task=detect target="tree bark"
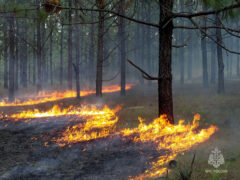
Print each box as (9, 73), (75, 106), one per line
(179, 0), (185, 85)
(33, 28), (36, 85)
(50, 30), (53, 86)
(37, 15), (42, 91)
(210, 41), (216, 84)
(201, 34), (209, 88)
(158, 0), (174, 124)
(216, 15), (225, 94)
(179, 29), (185, 85)
(60, 25), (63, 85)
(118, 0), (126, 96)
(96, 0), (105, 97)
(68, 0), (73, 90)
(3, 20), (8, 89)
(74, 5), (81, 99)
(15, 20), (19, 90)
(89, 12), (95, 82)
(187, 34), (193, 80)
(8, 17), (15, 102)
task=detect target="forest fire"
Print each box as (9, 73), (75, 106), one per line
(41, 107), (216, 179)
(121, 114), (218, 179)
(6, 105), (120, 121)
(0, 84), (134, 107)
(55, 106), (120, 147)
(1, 103), (218, 179)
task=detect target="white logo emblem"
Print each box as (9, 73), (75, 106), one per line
(208, 147), (225, 168)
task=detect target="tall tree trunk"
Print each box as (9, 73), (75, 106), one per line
(3, 21), (8, 89)
(33, 29), (36, 85)
(89, 12), (95, 82)
(210, 41), (216, 84)
(22, 23), (28, 88)
(96, 0), (105, 97)
(118, 0), (126, 96)
(50, 30), (53, 85)
(74, 5), (81, 99)
(146, 2), (152, 85)
(15, 20), (19, 90)
(37, 15), (42, 91)
(216, 15), (225, 94)
(134, 11), (141, 81)
(159, 0), (174, 124)
(179, 0), (185, 85)
(68, 0), (73, 90)
(8, 17), (15, 102)
(201, 35), (209, 88)
(179, 29), (185, 85)
(60, 25), (63, 85)
(187, 34), (193, 80)
(28, 59), (31, 84)
(41, 25), (47, 84)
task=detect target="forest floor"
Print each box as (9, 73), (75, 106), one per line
(0, 80), (240, 180)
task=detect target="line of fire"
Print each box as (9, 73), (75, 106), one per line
(0, 1), (239, 180)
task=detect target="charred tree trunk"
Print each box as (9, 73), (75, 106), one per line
(96, 0), (105, 97)
(158, 0), (174, 124)
(8, 17), (15, 102)
(68, 0), (73, 90)
(118, 0), (126, 96)
(216, 15), (225, 94)
(60, 25), (63, 85)
(3, 21), (8, 89)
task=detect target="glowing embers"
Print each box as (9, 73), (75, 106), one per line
(0, 84), (134, 107)
(122, 114), (218, 179)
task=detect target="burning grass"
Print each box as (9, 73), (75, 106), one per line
(1, 102), (218, 179)
(0, 84), (134, 107)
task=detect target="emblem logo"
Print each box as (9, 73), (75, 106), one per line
(208, 147), (225, 168)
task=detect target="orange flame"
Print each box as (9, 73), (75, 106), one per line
(0, 84), (134, 107)
(56, 106), (120, 147)
(4, 104), (218, 179)
(122, 114), (218, 179)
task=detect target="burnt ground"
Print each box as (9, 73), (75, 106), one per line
(0, 116), (166, 180)
(1, 81), (240, 180)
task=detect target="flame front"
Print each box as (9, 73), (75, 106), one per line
(4, 104), (218, 179)
(0, 84), (134, 107)
(56, 106), (120, 147)
(121, 114), (218, 179)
